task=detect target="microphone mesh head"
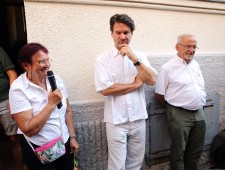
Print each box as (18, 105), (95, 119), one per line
(47, 70), (54, 77)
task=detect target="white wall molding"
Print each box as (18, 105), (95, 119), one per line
(25, 0), (225, 15)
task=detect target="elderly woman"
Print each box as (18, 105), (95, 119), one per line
(9, 43), (79, 170)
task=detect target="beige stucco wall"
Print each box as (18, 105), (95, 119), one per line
(24, 0), (225, 105)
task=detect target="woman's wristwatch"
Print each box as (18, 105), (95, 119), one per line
(69, 135), (76, 139)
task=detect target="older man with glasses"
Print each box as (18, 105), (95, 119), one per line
(155, 34), (206, 170)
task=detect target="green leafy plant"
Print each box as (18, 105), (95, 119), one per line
(74, 154), (79, 170)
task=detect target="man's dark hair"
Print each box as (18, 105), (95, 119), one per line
(110, 14), (135, 33)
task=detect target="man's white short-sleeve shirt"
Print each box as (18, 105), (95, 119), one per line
(95, 46), (156, 124)
(155, 56), (206, 110)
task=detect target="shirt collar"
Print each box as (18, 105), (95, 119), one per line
(21, 72), (30, 89)
(22, 72), (49, 91)
(112, 46), (119, 57)
(175, 55), (194, 65)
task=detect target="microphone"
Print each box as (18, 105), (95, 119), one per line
(47, 70), (63, 109)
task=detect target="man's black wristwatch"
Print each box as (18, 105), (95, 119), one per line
(133, 58), (142, 66)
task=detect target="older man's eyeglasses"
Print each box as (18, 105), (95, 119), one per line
(38, 59), (52, 66)
(179, 43), (199, 50)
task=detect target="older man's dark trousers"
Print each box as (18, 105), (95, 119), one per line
(166, 104), (206, 170)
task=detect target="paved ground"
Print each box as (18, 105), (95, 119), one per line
(200, 163), (225, 170)
(1, 140), (225, 170)
(142, 160), (225, 170)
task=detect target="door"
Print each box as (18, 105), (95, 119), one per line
(0, 0), (27, 75)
